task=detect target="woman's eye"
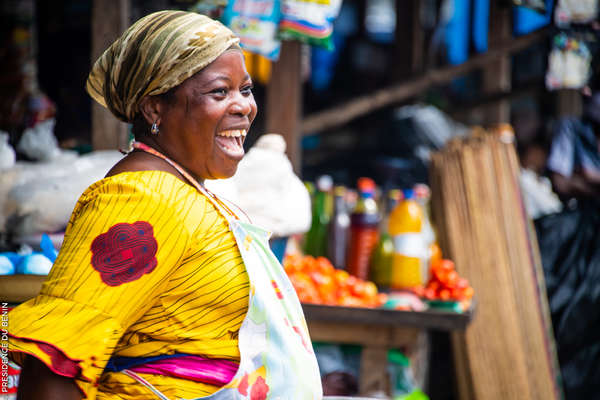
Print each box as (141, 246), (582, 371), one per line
(241, 85), (254, 95)
(211, 88), (227, 95)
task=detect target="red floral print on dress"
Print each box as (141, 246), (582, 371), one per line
(238, 374), (249, 395)
(90, 221), (158, 286)
(250, 376), (269, 400)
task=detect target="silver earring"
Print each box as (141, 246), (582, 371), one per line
(151, 122), (159, 135)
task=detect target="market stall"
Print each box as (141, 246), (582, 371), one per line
(2, 0), (600, 399)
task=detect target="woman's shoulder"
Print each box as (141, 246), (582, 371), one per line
(78, 169), (212, 218)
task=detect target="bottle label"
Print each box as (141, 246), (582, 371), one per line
(392, 233), (427, 258)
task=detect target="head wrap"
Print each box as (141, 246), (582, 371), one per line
(86, 10), (240, 122)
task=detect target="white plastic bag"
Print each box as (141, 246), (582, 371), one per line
(1, 150), (123, 236)
(206, 134), (311, 237)
(0, 132), (16, 169)
(16, 118), (61, 161)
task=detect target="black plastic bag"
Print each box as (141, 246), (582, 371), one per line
(535, 201), (600, 400)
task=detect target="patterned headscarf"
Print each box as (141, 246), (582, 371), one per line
(86, 10), (240, 122)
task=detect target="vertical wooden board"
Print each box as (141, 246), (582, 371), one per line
(460, 142), (531, 399)
(431, 133), (560, 400)
(493, 139), (561, 399)
(359, 346), (390, 396)
(91, 0), (129, 150)
(266, 41), (303, 175)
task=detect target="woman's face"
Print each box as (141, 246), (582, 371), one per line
(156, 49), (257, 181)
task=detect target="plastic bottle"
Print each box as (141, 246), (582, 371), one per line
(388, 189), (427, 289)
(370, 189), (403, 289)
(327, 185), (350, 269)
(414, 183), (436, 283)
(346, 177), (380, 280)
(304, 175), (333, 257)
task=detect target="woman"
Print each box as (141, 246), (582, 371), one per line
(9, 10), (322, 400)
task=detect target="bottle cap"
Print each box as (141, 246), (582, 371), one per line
(316, 175), (333, 191)
(334, 185), (346, 196)
(357, 177), (376, 192)
(403, 188), (414, 199)
(413, 184), (430, 199)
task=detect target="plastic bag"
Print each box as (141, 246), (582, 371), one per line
(207, 134), (311, 237)
(1, 150), (123, 236)
(0, 132), (16, 170)
(16, 118), (61, 161)
(545, 33), (592, 90)
(535, 201), (600, 399)
(279, 0), (342, 50)
(221, 0), (282, 60)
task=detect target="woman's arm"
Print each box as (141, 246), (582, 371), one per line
(17, 355), (83, 400)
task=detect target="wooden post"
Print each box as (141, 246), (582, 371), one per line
(392, 0), (424, 81)
(482, 3), (511, 125)
(266, 41), (303, 175)
(91, 0), (130, 150)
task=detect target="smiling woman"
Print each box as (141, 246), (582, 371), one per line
(8, 10), (322, 400)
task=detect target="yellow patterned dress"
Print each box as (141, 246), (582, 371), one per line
(8, 171), (250, 399)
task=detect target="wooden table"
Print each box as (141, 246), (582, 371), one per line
(303, 303), (474, 396)
(0, 275), (474, 396)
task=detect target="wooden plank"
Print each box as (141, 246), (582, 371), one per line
(91, 0), (130, 150)
(266, 40), (303, 174)
(301, 27), (550, 135)
(308, 321), (395, 346)
(302, 303), (473, 331)
(0, 275), (45, 303)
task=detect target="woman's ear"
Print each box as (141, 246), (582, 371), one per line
(138, 96), (163, 126)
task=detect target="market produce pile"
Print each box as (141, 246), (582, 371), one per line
(283, 254), (387, 308)
(417, 259), (473, 301)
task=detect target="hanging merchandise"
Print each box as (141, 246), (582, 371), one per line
(545, 33), (592, 90)
(511, 0), (547, 13)
(365, 0), (396, 44)
(513, 0), (554, 36)
(279, 0), (343, 50)
(243, 50), (272, 84)
(472, 0), (490, 53)
(444, 0), (471, 65)
(555, 0), (598, 27)
(221, 0), (282, 60)
(189, 0), (228, 18)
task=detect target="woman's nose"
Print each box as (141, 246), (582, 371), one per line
(230, 92), (253, 117)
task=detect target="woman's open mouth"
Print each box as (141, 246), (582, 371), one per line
(215, 129), (246, 160)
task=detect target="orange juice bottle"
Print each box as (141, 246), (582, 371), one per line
(388, 189), (427, 289)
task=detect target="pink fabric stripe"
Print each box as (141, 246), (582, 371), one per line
(128, 356), (239, 386)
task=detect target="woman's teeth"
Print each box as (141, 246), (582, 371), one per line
(217, 129), (247, 137)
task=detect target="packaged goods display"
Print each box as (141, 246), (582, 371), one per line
(297, 176), (473, 313)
